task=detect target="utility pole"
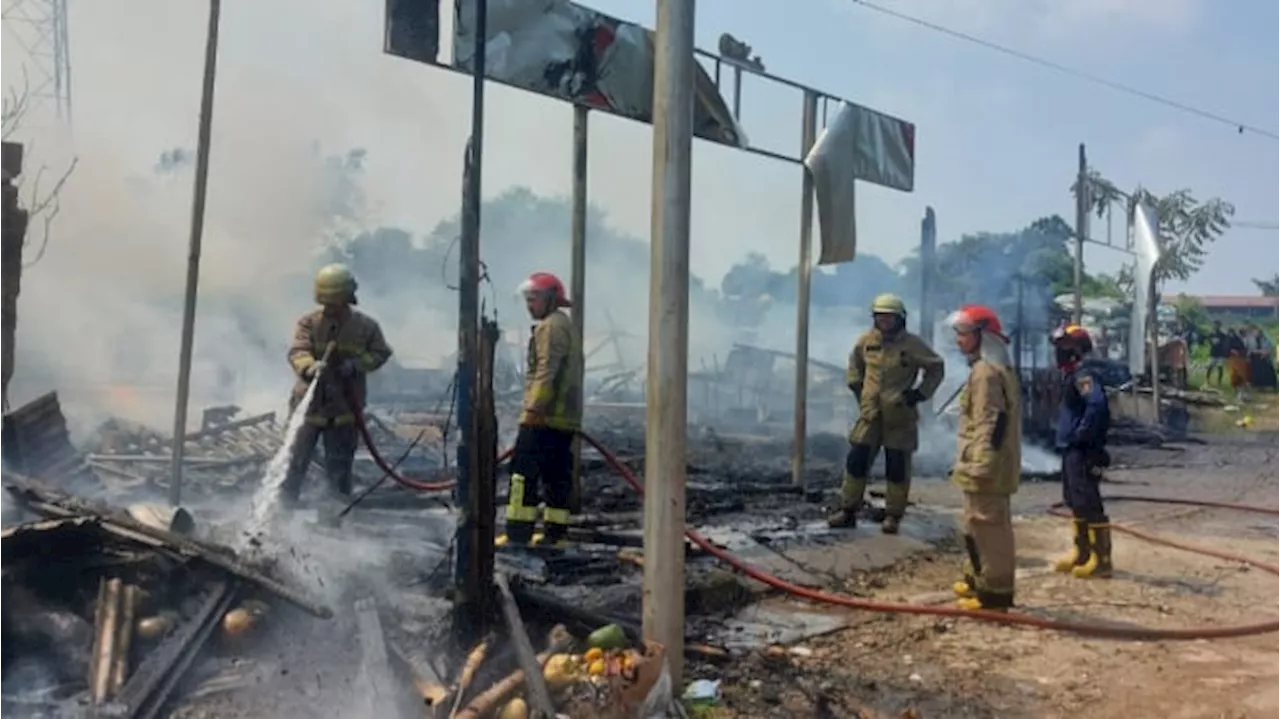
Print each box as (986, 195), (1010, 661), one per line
(644, 0), (694, 687)
(1014, 275), (1025, 375)
(918, 207), (936, 414)
(454, 0), (492, 628)
(169, 0), (221, 507)
(1148, 281), (1161, 425)
(569, 105), (589, 515)
(789, 91), (818, 487)
(1073, 143), (1088, 325)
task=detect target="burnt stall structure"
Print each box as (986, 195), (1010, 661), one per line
(2, 141), (29, 407)
(2, 474), (331, 716)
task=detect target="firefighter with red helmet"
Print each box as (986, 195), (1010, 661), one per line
(947, 305), (1021, 611)
(1050, 324), (1113, 579)
(498, 272), (583, 548)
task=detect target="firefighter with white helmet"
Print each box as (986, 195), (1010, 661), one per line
(499, 271), (583, 548)
(947, 305), (1021, 611)
(280, 263), (393, 506)
(830, 293), (945, 533)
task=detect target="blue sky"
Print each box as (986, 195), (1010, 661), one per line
(5, 0), (1278, 298)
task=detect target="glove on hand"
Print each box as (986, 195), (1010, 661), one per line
(303, 361), (327, 380)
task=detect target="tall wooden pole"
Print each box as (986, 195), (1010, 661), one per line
(643, 0), (695, 687)
(169, 0), (221, 507)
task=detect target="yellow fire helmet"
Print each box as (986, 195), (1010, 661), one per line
(314, 263), (358, 305)
(870, 293), (907, 318)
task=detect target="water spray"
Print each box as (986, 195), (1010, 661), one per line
(242, 342), (336, 544)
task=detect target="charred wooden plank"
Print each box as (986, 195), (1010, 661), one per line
(453, 627), (573, 719)
(353, 597), (397, 718)
(90, 577), (124, 704)
(109, 580), (239, 719)
(182, 411), (276, 442)
(4, 472), (333, 619)
(86, 454), (269, 467)
(494, 573), (557, 718)
(111, 585), (140, 694)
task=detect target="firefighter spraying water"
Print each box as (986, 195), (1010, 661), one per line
(279, 263), (393, 509)
(242, 264), (393, 541)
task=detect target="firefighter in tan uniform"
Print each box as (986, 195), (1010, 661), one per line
(280, 263), (393, 506)
(829, 294), (945, 533)
(946, 304), (1021, 611)
(498, 272), (583, 548)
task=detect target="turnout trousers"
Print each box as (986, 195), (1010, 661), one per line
(841, 433), (913, 518)
(1060, 447), (1107, 523)
(505, 425), (575, 544)
(280, 420), (360, 504)
(960, 491), (1016, 605)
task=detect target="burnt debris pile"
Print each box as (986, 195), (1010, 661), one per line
(1, 474), (331, 718)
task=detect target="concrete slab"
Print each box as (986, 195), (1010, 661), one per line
(693, 506), (958, 590)
(712, 600), (851, 651)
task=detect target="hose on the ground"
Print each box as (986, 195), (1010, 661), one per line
(576, 433), (1280, 641)
(348, 409), (1279, 639)
(349, 400), (513, 492)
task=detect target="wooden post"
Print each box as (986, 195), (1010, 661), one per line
(643, 0), (695, 687)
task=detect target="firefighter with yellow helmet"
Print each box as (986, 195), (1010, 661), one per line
(830, 293), (945, 533)
(498, 272), (583, 548)
(280, 263), (393, 506)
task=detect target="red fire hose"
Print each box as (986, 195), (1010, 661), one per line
(349, 402), (512, 492)
(349, 408), (1279, 640)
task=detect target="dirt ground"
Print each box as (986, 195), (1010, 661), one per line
(693, 432), (1279, 719)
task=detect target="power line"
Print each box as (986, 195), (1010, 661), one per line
(1233, 221), (1279, 230)
(848, 0), (1280, 141)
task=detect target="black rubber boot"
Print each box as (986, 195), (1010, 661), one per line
(1072, 522), (1113, 578)
(827, 506), (860, 529)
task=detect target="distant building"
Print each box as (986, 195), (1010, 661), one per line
(1161, 294), (1279, 320)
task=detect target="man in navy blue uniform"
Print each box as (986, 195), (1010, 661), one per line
(1050, 324), (1113, 579)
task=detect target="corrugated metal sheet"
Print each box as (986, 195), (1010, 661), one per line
(1, 392), (98, 488)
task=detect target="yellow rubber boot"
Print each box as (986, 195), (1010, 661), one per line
(1071, 523), (1113, 579)
(1052, 519), (1089, 573)
(956, 588), (1014, 612)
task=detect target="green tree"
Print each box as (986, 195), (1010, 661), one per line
(1081, 171), (1235, 290)
(1171, 293), (1209, 330)
(897, 215), (1081, 327)
(1082, 271), (1126, 300)
(1252, 273), (1279, 297)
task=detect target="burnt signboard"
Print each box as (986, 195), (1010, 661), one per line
(385, 0), (745, 148)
